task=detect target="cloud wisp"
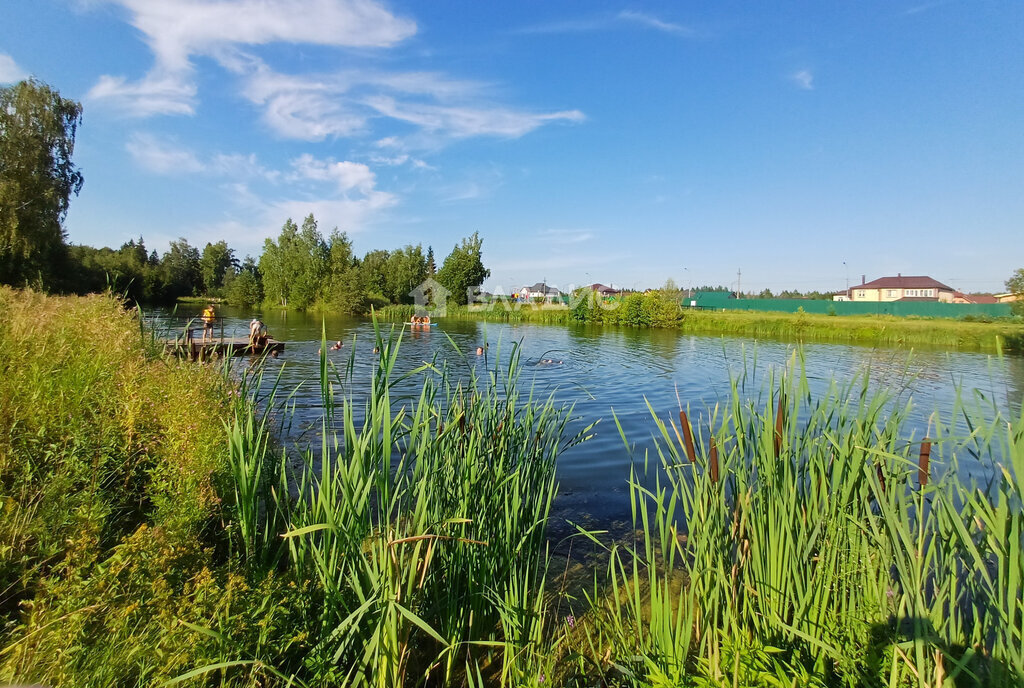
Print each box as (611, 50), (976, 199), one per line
(125, 132), (205, 173)
(240, 64), (585, 144)
(87, 0), (416, 115)
(0, 53), (28, 83)
(616, 11), (694, 37)
(538, 228), (596, 245)
(517, 10), (693, 37)
(790, 69), (815, 90)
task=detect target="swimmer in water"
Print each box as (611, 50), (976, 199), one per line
(372, 346), (380, 354)
(330, 341), (342, 351)
(539, 358), (563, 365)
(476, 346), (484, 355)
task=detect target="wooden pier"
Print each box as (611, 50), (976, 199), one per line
(164, 337), (285, 360)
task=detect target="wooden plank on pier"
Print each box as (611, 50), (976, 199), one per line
(163, 337), (285, 359)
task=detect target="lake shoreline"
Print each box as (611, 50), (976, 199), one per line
(373, 302), (1024, 354)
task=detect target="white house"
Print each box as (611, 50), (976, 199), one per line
(519, 282), (562, 303)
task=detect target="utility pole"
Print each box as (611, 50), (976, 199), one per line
(737, 268), (742, 297)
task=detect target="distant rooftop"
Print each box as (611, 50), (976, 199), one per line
(856, 275), (953, 291)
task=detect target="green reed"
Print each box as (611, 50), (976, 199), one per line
(579, 351), (1023, 687)
(217, 321), (591, 686)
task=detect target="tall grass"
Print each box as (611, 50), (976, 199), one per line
(0, 288), (246, 686)
(579, 351), (1023, 686)
(217, 323), (591, 686)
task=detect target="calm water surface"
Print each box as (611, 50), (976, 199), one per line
(175, 306), (1024, 530)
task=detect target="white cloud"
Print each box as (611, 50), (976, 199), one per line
(126, 133), (276, 183)
(0, 53), (28, 83)
(269, 194), (396, 234)
(240, 65), (585, 144)
(366, 152), (434, 169)
(176, 153), (398, 251)
(791, 69), (815, 90)
(364, 95), (585, 139)
(616, 11), (694, 36)
(125, 137), (391, 228)
(209, 153), (280, 182)
(210, 185), (397, 247)
(125, 132), (205, 173)
(91, 72), (197, 116)
(538, 229), (596, 245)
(85, 1), (584, 151)
(87, 0), (415, 115)
(290, 154), (376, 194)
(517, 11), (693, 37)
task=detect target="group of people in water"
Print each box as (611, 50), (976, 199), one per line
(411, 315), (431, 327)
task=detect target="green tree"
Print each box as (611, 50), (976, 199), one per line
(323, 229), (367, 314)
(298, 214), (328, 308)
(426, 245), (436, 275)
(259, 219), (295, 307)
(570, 287), (598, 323)
(384, 245), (427, 304)
(360, 249), (390, 301)
(258, 214), (327, 309)
(437, 232), (490, 306)
(0, 79), (84, 288)
(199, 240), (236, 296)
(225, 256), (262, 307)
(1006, 269), (1024, 316)
(161, 238), (201, 299)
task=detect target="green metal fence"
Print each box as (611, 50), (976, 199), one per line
(691, 292), (1013, 319)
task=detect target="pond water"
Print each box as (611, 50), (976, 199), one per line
(166, 306), (1024, 532)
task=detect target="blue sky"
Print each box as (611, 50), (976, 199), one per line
(2, 1), (1021, 294)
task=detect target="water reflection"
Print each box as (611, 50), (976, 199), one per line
(1007, 355), (1024, 417)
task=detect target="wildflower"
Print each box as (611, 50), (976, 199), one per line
(566, 614), (575, 628)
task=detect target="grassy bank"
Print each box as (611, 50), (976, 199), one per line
(378, 300), (1024, 353)
(0, 287), (251, 685)
(2, 288), (1022, 686)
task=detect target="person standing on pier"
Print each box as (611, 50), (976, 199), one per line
(201, 304), (216, 343)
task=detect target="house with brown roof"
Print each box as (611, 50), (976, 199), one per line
(952, 291), (998, 304)
(837, 274), (955, 303)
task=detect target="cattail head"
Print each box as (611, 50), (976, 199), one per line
(709, 436), (719, 484)
(679, 410), (696, 463)
(918, 438), (931, 487)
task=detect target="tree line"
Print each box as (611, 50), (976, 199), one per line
(1, 78), (489, 312)
(54, 220), (489, 313)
